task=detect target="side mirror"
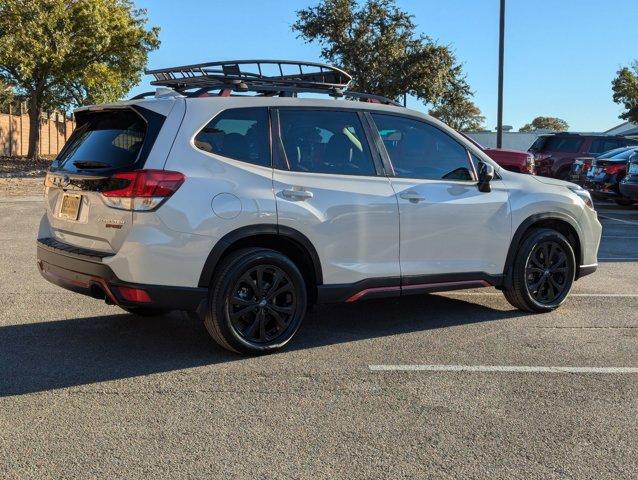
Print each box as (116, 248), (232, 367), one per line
(478, 162), (495, 193)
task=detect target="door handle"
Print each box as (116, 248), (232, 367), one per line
(282, 188), (314, 201)
(399, 190), (425, 203)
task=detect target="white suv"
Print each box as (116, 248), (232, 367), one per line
(37, 60), (601, 354)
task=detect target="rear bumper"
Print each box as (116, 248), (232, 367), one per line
(619, 182), (638, 200)
(37, 238), (207, 311)
(584, 180), (621, 198)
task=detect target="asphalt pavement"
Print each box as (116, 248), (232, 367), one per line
(0, 196), (636, 479)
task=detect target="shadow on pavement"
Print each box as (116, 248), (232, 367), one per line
(0, 294), (524, 396)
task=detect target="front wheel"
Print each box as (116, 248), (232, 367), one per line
(204, 248), (307, 355)
(503, 228), (576, 312)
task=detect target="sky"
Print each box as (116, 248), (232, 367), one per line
(131, 0), (638, 132)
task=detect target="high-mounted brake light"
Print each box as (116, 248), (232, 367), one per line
(101, 170), (185, 211)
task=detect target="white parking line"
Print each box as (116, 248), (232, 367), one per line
(369, 364), (638, 374)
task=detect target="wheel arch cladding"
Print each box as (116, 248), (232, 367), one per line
(198, 225), (323, 303)
(505, 213), (582, 281)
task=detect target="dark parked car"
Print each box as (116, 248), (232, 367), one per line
(462, 135), (535, 174)
(583, 146), (638, 205)
(619, 151), (638, 202)
(529, 133), (638, 179)
(569, 147), (634, 184)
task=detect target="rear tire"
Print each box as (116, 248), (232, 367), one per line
(204, 248), (307, 355)
(503, 228), (576, 312)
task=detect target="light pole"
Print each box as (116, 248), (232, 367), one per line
(496, 0), (505, 148)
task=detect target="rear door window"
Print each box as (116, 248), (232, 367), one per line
(57, 109), (147, 173)
(541, 136), (584, 153)
(194, 107), (271, 167)
(277, 109), (376, 176)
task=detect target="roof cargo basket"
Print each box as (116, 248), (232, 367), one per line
(144, 59), (402, 106)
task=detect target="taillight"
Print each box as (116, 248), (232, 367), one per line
(526, 154), (535, 174)
(101, 170), (185, 211)
(604, 164), (624, 175)
(116, 286), (151, 303)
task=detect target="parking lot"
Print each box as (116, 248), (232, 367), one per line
(1, 195), (636, 479)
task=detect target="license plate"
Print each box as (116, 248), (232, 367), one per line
(59, 193), (82, 220)
(629, 163), (638, 174)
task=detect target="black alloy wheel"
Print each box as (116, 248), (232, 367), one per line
(228, 265), (297, 343)
(524, 240), (570, 305)
(204, 248), (307, 354)
(502, 228), (576, 312)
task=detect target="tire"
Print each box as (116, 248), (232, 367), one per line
(121, 306), (172, 317)
(503, 228), (576, 312)
(614, 198), (635, 206)
(204, 248), (307, 355)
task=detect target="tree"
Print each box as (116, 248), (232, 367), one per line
(519, 117), (569, 132)
(429, 77), (485, 131)
(0, 0), (160, 158)
(293, 0), (473, 117)
(612, 61), (638, 124)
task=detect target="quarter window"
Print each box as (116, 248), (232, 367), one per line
(277, 109), (376, 176)
(194, 107), (270, 167)
(371, 113), (474, 181)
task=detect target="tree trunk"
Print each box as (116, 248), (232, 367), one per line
(27, 95), (42, 159)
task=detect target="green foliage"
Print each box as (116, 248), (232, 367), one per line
(519, 117), (569, 132)
(612, 61), (638, 124)
(0, 0), (160, 157)
(429, 77), (485, 131)
(293, 0), (475, 118)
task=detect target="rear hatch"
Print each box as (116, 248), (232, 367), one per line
(45, 106), (163, 253)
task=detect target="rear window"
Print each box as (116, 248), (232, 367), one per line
(194, 107), (270, 167)
(589, 139), (622, 154)
(57, 110), (146, 173)
(534, 136), (584, 153)
(609, 148), (638, 160)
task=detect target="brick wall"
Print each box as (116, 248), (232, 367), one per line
(0, 110), (75, 157)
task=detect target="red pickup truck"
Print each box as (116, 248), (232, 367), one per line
(529, 133), (638, 179)
(463, 135), (535, 174)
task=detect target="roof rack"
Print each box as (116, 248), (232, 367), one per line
(147, 59), (351, 91)
(144, 59), (402, 106)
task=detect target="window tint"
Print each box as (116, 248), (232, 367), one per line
(590, 139), (621, 154)
(277, 109), (376, 176)
(57, 110), (146, 172)
(371, 113), (474, 180)
(194, 107), (270, 167)
(541, 136), (584, 153)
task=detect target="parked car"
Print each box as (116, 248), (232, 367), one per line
(529, 133), (638, 179)
(619, 151), (638, 202)
(462, 134), (535, 174)
(583, 147), (638, 205)
(569, 147), (635, 184)
(36, 60), (602, 354)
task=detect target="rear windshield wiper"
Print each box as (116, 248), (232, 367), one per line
(73, 160), (110, 170)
